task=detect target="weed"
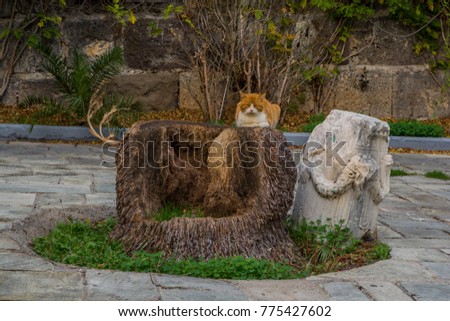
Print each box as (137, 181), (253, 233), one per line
(425, 170), (450, 180)
(287, 218), (362, 273)
(33, 217), (390, 280)
(151, 203), (205, 222)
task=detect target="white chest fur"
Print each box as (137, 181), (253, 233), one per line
(236, 104), (270, 127)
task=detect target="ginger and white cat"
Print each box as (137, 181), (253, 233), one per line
(235, 93), (280, 128)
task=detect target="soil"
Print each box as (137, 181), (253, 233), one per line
(6, 206), (115, 256)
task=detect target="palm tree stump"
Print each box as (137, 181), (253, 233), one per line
(111, 121), (297, 261)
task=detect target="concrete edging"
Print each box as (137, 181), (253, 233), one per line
(1, 123), (450, 151)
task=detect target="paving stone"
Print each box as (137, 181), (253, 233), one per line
(0, 175), (91, 194)
(0, 165), (33, 176)
(400, 282), (450, 301)
(383, 219), (450, 232)
(0, 206), (34, 222)
(392, 227), (450, 239)
(37, 193), (86, 209)
(379, 210), (433, 222)
(152, 274), (247, 301)
(311, 260), (437, 282)
(85, 193), (116, 207)
(0, 222), (12, 231)
(377, 225), (402, 239)
(0, 192), (36, 206)
(390, 248), (450, 262)
(322, 282), (370, 301)
(0, 252), (54, 271)
(94, 183), (116, 193)
(385, 238), (450, 249)
(422, 262), (450, 279)
(85, 270), (160, 300)
(235, 279), (331, 301)
(358, 281), (413, 301)
(0, 270), (83, 300)
(0, 235), (21, 251)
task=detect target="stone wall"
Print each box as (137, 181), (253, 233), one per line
(0, 7), (449, 118)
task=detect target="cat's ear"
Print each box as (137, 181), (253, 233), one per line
(260, 93), (266, 99)
(239, 91), (246, 100)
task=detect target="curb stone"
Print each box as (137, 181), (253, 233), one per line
(1, 124), (450, 151)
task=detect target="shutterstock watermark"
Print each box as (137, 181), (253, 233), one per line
(100, 131), (347, 169)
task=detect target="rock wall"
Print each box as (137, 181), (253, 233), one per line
(0, 7), (448, 118)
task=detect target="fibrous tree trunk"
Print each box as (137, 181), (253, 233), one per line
(112, 121), (297, 261)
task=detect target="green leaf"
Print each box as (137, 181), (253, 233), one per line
(254, 9), (263, 20)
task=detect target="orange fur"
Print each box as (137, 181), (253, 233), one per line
(235, 93), (281, 128)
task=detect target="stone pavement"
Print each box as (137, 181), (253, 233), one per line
(0, 141), (449, 300)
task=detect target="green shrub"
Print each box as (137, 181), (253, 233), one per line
(390, 169), (410, 176)
(425, 171), (450, 180)
(388, 121), (445, 137)
(301, 113), (326, 133)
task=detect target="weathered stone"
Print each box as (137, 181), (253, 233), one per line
(322, 66), (393, 117)
(392, 67), (443, 119)
(4, 75), (59, 106)
(113, 121), (297, 261)
(106, 72), (178, 111)
(390, 248), (450, 263)
(422, 262), (450, 279)
(0, 252), (54, 271)
(235, 279), (331, 301)
(322, 281), (370, 301)
(400, 282), (450, 301)
(292, 110), (392, 238)
(0, 235), (21, 251)
(85, 270), (159, 300)
(312, 260), (437, 282)
(0, 271), (83, 300)
(358, 281), (412, 301)
(63, 15), (120, 53)
(123, 17), (188, 71)
(347, 19), (427, 66)
(179, 71), (205, 110)
(37, 193), (86, 209)
(386, 238), (450, 249)
(153, 274), (247, 301)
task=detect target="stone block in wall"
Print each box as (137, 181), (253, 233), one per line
(2, 74), (59, 106)
(392, 67), (449, 119)
(346, 19), (428, 66)
(62, 15), (120, 53)
(123, 17), (188, 71)
(106, 72), (178, 112)
(179, 71), (204, 110)
(323, 66), (393, 118)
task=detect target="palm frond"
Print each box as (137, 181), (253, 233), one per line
(37, 46), (73, 96)
(19, 95), (62, 109)
(69, 49), (91, 115)
(88, 47), (125, 90)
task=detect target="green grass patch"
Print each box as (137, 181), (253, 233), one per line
(425, 170), (450, 180)
(388, 121), (445, 137)
(152, 203), (205, 222)
(390, 169), (410, 176)
(300, 113), (326, 133)
(33, 217), (390, 280)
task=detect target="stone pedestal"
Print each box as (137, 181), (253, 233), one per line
(292, 110), (392, 238)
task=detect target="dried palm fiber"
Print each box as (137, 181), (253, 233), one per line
(111, 120), (297, 261)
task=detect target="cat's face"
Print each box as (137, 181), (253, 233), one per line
(237, 93), (267, 115)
